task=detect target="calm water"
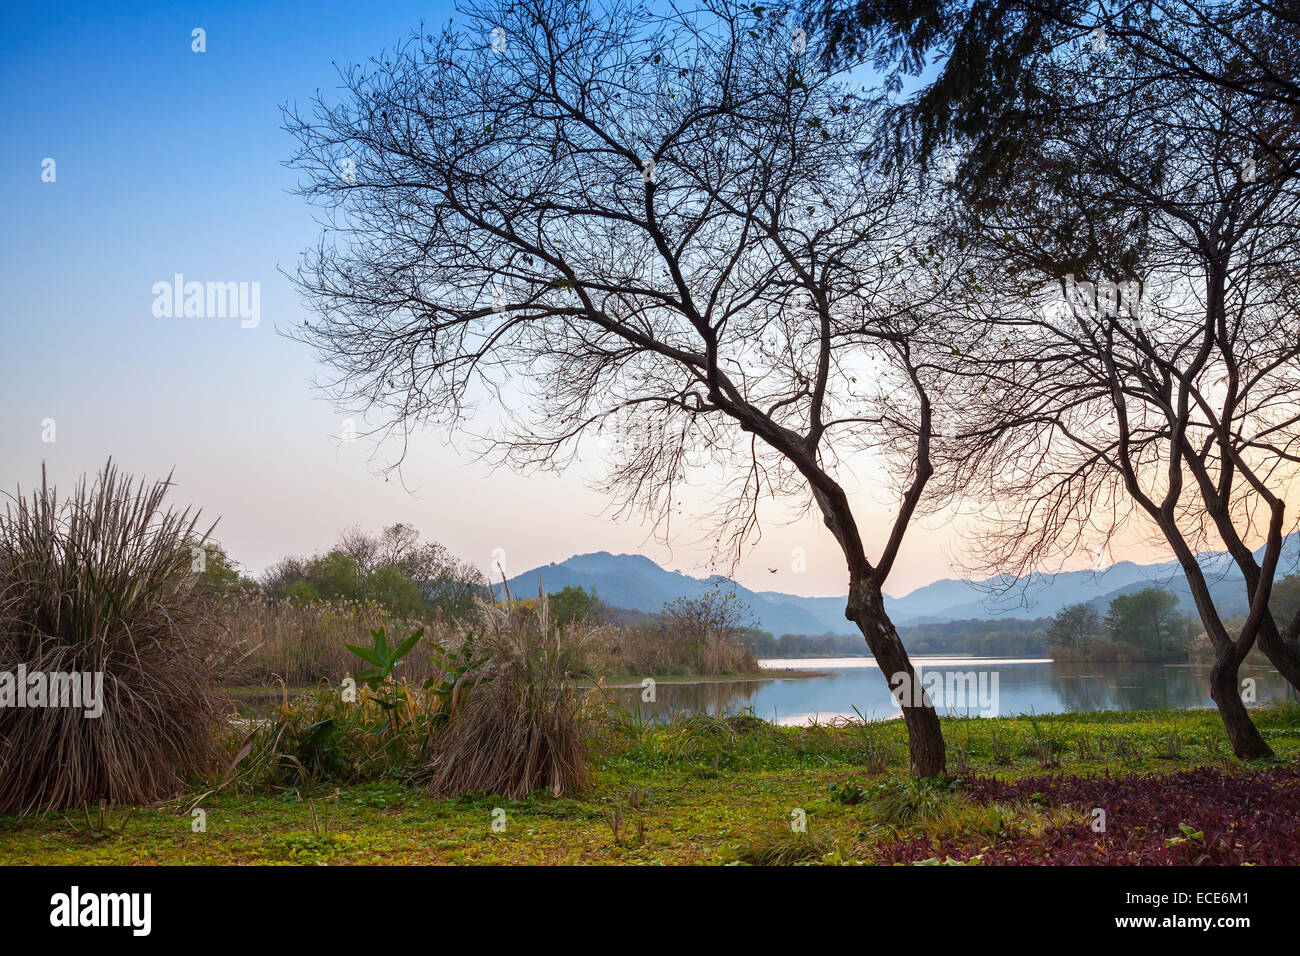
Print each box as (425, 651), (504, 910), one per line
(608, 656), (1300, 725)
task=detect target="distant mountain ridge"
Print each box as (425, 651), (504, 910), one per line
(497, 534), (1300, 636)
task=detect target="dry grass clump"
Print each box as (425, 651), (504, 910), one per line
(0, 461), (227, 814)
(424, 589), (597, 799)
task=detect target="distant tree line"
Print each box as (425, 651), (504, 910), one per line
(1057, 577), (1300, 663)
(204, 527), (635, 631)
(744, 630), (867, 658)
(1049, 588), (1199, 662)
(261, 523), (485, 620)
(743, 617), (1051, 657)
(199, 523), (487, 621)
(901, 618), (1050, 657)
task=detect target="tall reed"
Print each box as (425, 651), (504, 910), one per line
(222, 596), (447, 686)
(424, 588), (596, 798)
(0, 461), (227, 814)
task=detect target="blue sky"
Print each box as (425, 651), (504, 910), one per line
(0, 0), (1079, 599)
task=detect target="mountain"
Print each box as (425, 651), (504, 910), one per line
(497, 552), (834, 636)
(497, 534), (1300, 635)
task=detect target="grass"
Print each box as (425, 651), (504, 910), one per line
(2, 704), (1298, 865)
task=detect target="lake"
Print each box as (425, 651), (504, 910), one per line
(606, 656), (1300, 724)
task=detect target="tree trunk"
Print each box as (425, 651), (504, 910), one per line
(1215, 545), (1300, 692)
(847, 580), (946, 777)
(1209, 650), (1273, 760)
(1161, 537), (1273, 761)
(1255, 617), (1300, 692)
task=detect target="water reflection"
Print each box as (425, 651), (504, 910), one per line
(607, 657), (1300, 725)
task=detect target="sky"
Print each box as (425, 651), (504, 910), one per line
(0, 0), (1169, 600)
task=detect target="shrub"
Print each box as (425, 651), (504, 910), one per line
(866, 777), (968, 828)
(424, 590), (595, 799)
(228, 626), (482, 789)
(230, 598), (593, 797)
(238, 681), (442, 787)
(0, 461), (227, 814)
(830, 778), (867, 805)
(728, 824), (836, 865)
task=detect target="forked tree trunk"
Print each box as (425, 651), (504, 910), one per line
(1190, 472), (1300, 694)
(1215, 541), (1300, 692)
(1165, 539), (1274, 760)
(1257, 618), (1300, 692)
(1209, 649), (1273, 760)
(847, 579), (946, 777)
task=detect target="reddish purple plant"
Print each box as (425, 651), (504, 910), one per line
(874, 766), (1300, 865)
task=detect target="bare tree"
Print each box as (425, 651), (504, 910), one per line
(932, 21), (1300, 757)
(283, 0), (974, 775)
(336, 525), (382, 573)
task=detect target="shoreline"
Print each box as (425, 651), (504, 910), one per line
(580, 668), (834, 689)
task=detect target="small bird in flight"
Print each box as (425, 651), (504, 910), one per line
(767, 568), (778, 574)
